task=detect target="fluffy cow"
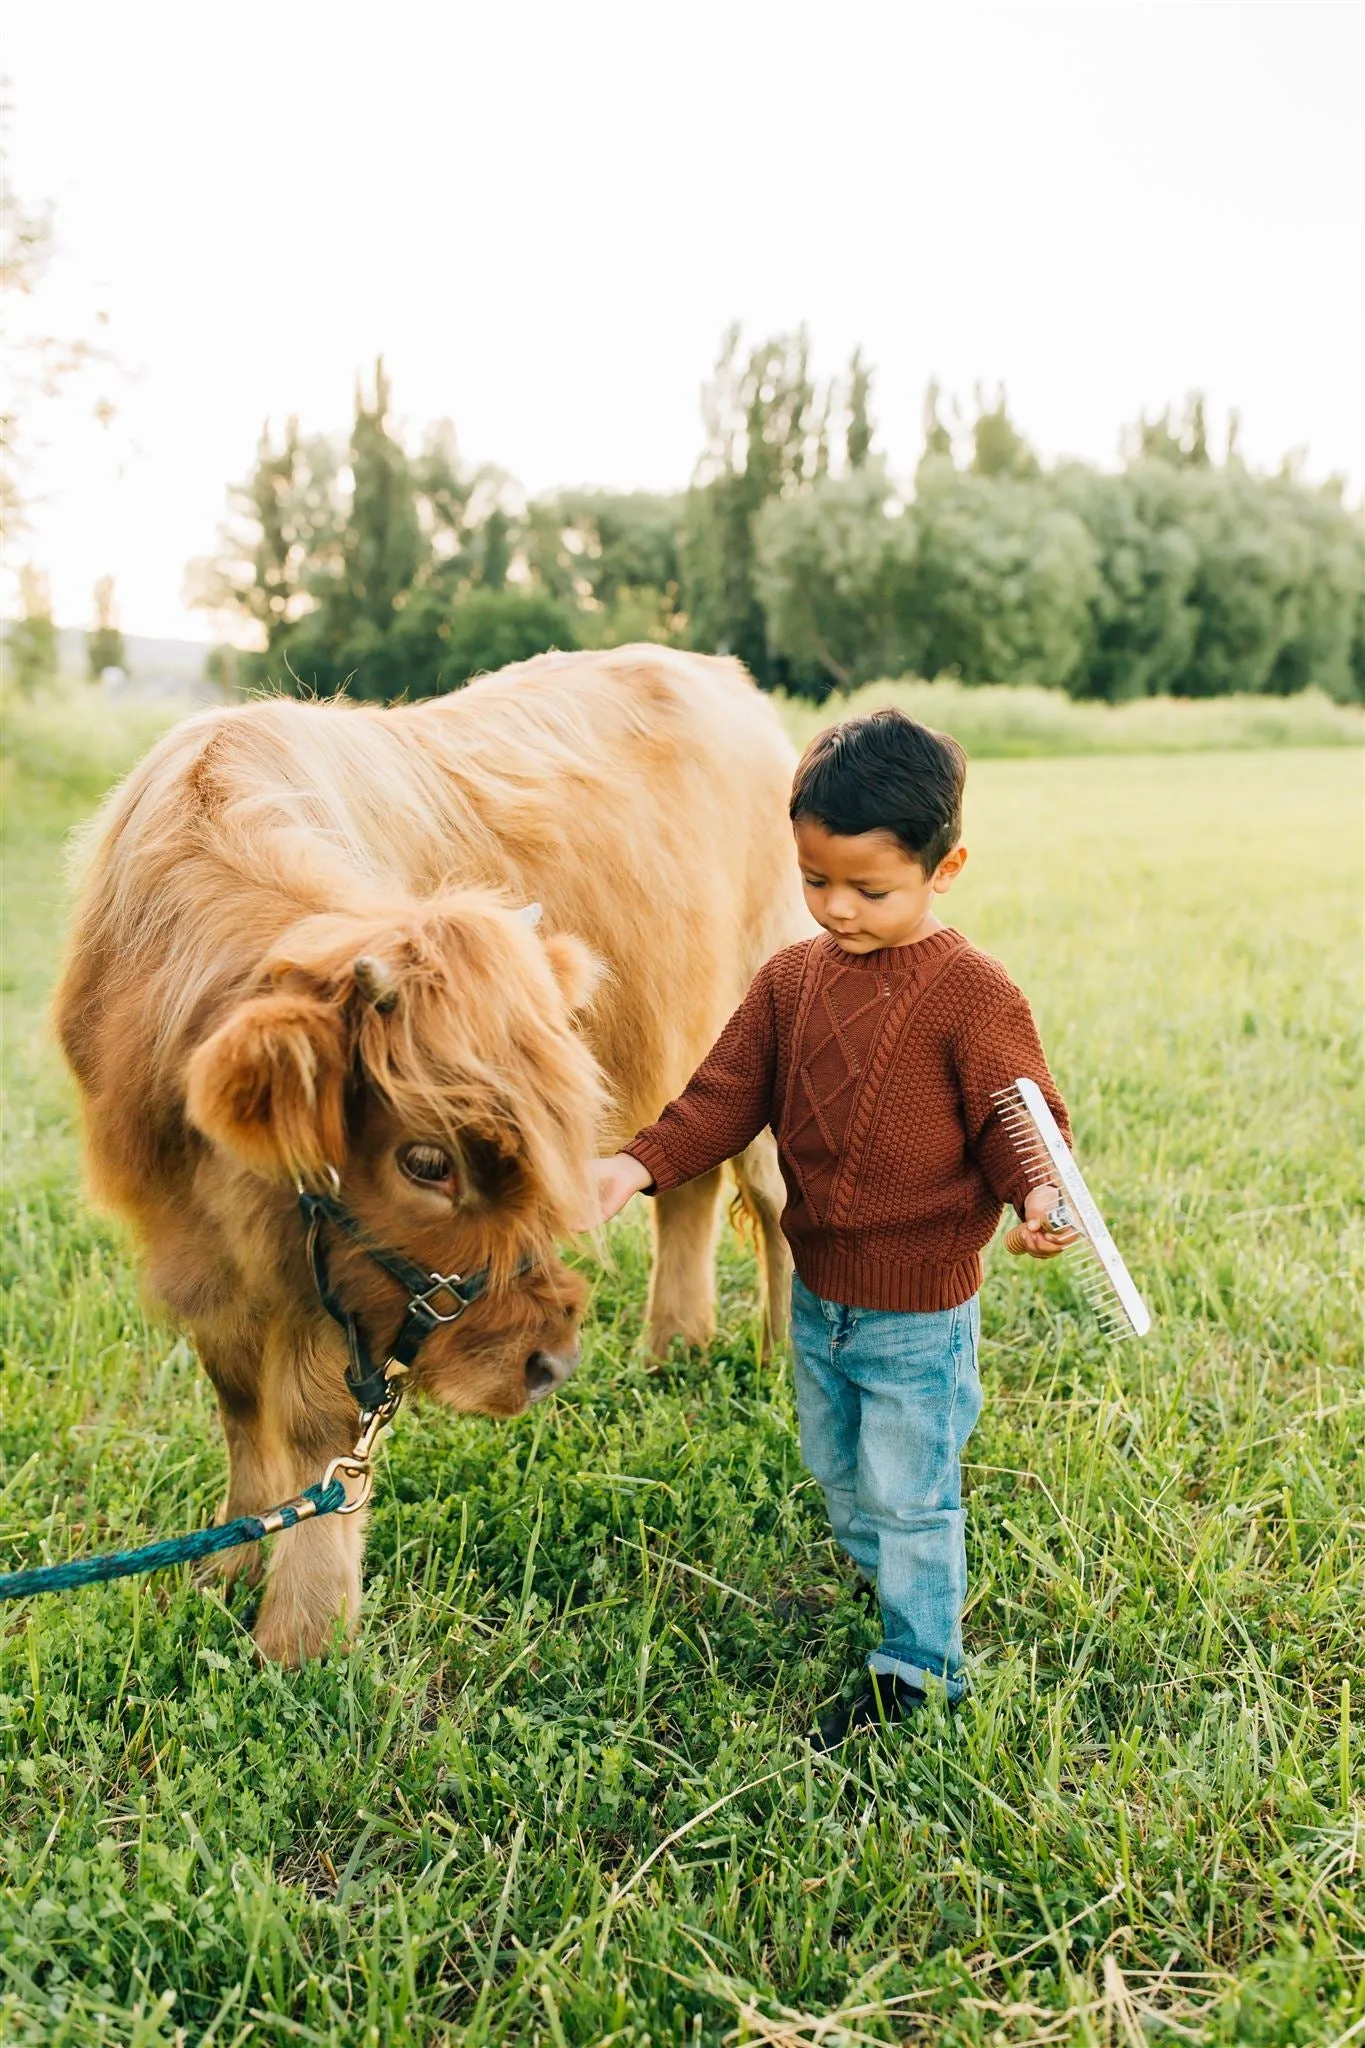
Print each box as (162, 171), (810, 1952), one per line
(55, 647), (806, 1661)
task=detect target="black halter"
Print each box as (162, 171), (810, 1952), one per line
(297, 1185), (533, 1414)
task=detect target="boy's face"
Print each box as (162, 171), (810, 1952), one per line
(794, 819), (967, 953)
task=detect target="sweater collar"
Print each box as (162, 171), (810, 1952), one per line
(819, 926), (966, 974)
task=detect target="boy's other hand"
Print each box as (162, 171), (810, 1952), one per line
(1012, 1183), (1077, 1259)
(578, 1152), (653, 1229)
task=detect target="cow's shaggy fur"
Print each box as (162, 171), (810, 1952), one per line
(55, 647), (806, 1661)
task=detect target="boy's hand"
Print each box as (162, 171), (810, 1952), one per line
(579, 1151), (653, 1229)
(1008, 1184), (1077, 1259)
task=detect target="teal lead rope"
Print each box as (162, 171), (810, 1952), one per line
(0, 1178), (438, 1607)
(0, 1477), (348, 1601)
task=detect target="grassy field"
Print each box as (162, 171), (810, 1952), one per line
(776, 680), (1364, 759)
(7, 673), (1362, 785)
(1, 708), (1361, 2045)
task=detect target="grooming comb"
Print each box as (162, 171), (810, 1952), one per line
(992, 1076), (1151, 1340)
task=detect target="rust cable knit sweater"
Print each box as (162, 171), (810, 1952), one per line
(625, 928), (1071, 1313)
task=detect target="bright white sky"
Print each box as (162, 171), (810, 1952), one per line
(5, 0), (1362, 642)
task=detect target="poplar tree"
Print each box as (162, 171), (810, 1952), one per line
(681, 326), (823, 682)
(845, 348), (873, 470)
(919, 379), (955, 469)
(970, 385), (1039, 479)
(342, 359), (425, 632)
(9, 565), (58, 692)
(86, 576), (126, 677)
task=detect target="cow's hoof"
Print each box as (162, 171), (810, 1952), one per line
(644, 1319), (716, 1362)
(252, 1598), (354, 1667)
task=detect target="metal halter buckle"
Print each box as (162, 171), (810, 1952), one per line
(408, 1271), (470, 1324)
(320, 1371), (408, 1514)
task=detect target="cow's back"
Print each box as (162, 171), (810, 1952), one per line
(55, 647), (809, 1205)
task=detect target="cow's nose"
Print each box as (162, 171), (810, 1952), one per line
(525, 1346), (579, 1402)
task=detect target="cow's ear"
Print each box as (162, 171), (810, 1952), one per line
(186, 993), (348, 1181)
(543, 933), (604, 1013)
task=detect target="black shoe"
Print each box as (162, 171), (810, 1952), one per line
(814, 1670), (926, 1750)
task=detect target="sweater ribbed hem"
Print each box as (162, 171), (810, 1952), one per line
(791, 1243), (983, 1314)
(622, 1132), (683, 1194)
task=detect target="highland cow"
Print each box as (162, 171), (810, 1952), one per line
(55, 647), (806, 1661)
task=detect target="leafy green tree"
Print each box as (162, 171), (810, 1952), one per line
(440, 588), (579, 686)
(0, 139), (51, 537)
(338, 359), (425, 634)
(970, 385), (1039, 480)
(681, 327), (823, 682)
(197, 366), (533, 701)
(919, 379), (955, 471)
(1033, 461), (1363, 702)
(410, 420), (483, 574)
(580, 585), (681, 649)
(2, 108), (116, 545)
(1260, 483), (1364, 700)
(190, 343), (1365, 710)
(908, 466), (1100, 689)
(479, 508), (511, 592)
(845, 349), (874, 471)
(526, 490), (685, 643)
(1050, 464), (1200, 699)
(756, 466), (918, 692)
(185, 420), (343, 649)
(1129, 393), (1214, 470)
(761, 464), (1103, 694)
(8, 565), (58, 692)
(86, 575), (126, 677)
(1169, 468), (1363, 699)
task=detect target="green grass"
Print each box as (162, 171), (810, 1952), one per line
(775, 679), (1364, 758)
(1, 706), (1362, 2045)
(0, 684), (194, 807)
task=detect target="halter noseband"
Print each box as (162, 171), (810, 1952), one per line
(297, 1183), (533, 1414)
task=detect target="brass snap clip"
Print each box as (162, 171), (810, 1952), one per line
(322, 1365), (409, 1514)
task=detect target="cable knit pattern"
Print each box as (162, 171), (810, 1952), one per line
(625, 928), (1070, 1312)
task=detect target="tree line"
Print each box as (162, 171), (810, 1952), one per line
(3, 124), (126, 695)
(191, 334), (1365, 704)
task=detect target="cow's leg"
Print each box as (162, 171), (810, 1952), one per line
(250, 1331), (366, 1667)
(647, 1167), (724, 1355)
(195, 1325), (269, 1589)
(732, 1131), (792, 1356)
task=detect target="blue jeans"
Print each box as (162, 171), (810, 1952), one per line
(790, 1274), (983, 1700)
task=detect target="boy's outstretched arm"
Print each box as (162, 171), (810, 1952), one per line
(583, 959), (781, 1227)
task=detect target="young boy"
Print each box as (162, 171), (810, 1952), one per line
(592, 710), (1070, 1746)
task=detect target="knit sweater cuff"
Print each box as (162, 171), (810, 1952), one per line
(622, 1133), (685, 1197)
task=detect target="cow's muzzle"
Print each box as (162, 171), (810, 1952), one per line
(524, 1346), (580, 1403)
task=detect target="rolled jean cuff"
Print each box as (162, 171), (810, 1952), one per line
(868, 1650), (970, 1703)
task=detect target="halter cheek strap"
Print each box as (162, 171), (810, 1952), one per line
(297, 1186), (532, 1415)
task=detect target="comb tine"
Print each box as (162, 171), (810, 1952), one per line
(995, 1075), (1150, 1345)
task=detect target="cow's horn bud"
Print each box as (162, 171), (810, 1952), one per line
(353, 955), (398, 1013)
(517, 901), (544, 929)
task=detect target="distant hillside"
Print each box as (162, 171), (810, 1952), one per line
(54, 627), (213, 684)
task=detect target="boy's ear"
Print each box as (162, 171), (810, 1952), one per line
(185, 992), (348, 1181)
(932, 845), (969, 893)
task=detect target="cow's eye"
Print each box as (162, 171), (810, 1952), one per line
(398, 1142), (454, 1186)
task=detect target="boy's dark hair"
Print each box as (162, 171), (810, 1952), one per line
(789, 708), (967, 874)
